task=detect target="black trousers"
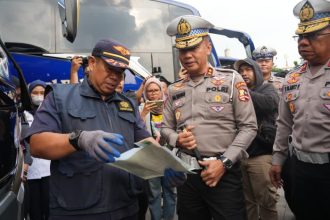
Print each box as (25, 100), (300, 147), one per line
(28, 176), (50, 220)
(177, 163), (246, 220)
(283, 155), (330, 220)
(137, 181), (149, 220)
(49, 213), (138, 220)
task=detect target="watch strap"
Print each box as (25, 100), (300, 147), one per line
(69, 130), (82, 151)
(218, 155), (233, 170)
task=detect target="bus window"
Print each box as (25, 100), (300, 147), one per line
(0, 0), (55, 53)
(54, 0), (195, 82)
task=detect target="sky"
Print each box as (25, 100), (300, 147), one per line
(176, 0), (302, 68)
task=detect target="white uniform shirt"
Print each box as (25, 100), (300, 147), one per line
(24, 111), (51, 180)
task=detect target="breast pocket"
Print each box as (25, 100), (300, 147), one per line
(205, 92), (231, 119)
(319, 87), (330, 115)
(117, 111), (136, 149)
(172, 97), (185, 110)
(68, 108), (96, 127)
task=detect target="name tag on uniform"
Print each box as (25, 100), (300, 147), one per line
(206, 86), (229, 93)
(284, 84), (300, 92)
(172, 92), (185, 101)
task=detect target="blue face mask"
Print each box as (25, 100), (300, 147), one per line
(31, 95), (44, 106)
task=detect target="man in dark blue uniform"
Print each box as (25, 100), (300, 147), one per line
(27, 39), (151, 220)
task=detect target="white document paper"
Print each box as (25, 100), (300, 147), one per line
(108, 137), (195, 179)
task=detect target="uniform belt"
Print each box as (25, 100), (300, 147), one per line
(176, 150), (219, 171)
(292, 147), (330, 164)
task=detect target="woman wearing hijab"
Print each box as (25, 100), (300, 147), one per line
(140, 77), (176, 220)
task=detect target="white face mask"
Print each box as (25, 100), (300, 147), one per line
(31, 95), (44, 106)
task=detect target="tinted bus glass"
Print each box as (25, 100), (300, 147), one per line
(0, 0), (194, 81)
(0, 0), (55, 52)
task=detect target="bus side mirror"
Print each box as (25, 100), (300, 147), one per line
(58, 0), (79, 43)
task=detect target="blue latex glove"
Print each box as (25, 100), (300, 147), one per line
(78, 130), (123, 162)
(164, 168), (187, 187)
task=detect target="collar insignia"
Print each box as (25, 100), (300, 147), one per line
(298, 62), (308, 73)
(204, 67), (214, 78)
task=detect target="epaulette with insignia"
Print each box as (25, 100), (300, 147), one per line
(169, 78), (184, 86)
(170, 78), (186, 91)
(214, 67), (235, 73)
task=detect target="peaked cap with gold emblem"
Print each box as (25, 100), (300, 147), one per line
(92, 38), (131, 69)
(252, 46), (277, 60)
(166, 15), (214, 49)
(293, 0), (330, 34)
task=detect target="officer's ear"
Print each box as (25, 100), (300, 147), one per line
(203, 36), (212, 56)
(88, 56), (97, 71)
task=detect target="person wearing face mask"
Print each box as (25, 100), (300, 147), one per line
(23, 80), (50, 220)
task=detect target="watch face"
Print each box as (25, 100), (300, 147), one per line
(220, 156), (233, 169)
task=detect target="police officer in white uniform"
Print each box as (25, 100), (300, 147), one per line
(269, 0), (330, 219)
(161, 15), (257, 220)
(252, 46), (283, 93)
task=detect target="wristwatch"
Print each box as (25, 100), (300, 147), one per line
(68, 130), (82, 151)
(218, 155), (233, 170)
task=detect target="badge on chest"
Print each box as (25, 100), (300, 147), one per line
(117, 101), (133, 112)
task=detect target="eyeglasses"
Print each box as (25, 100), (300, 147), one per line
(147, 89), (160, 94)
(292, 32), (330, 42)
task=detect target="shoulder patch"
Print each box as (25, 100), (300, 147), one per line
(235, 81), (247, 88)
(238, 87), (250, 102)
